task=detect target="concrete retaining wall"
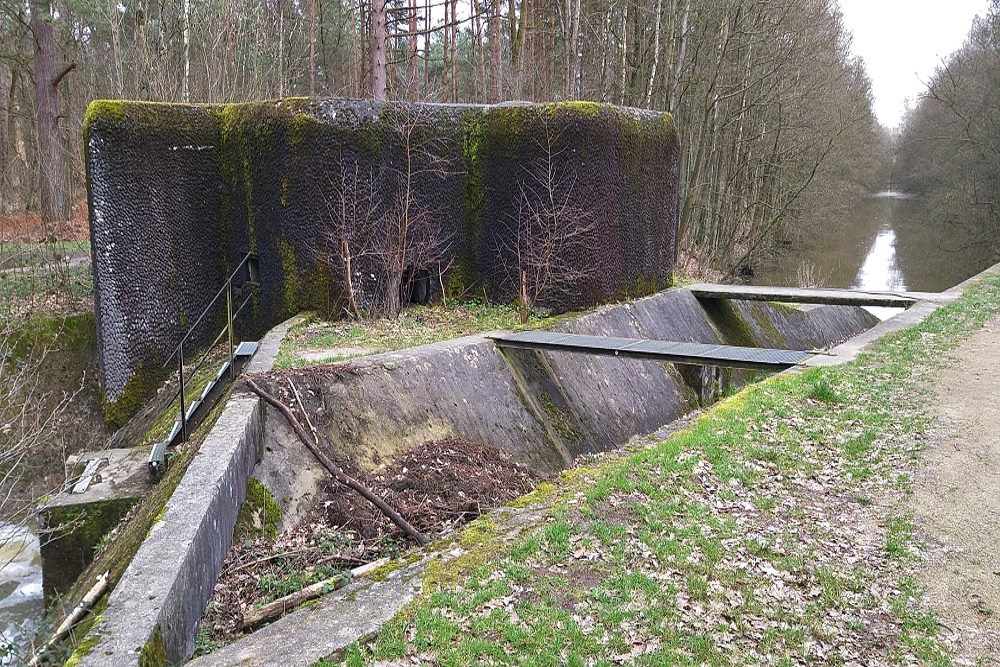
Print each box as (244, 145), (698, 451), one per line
(270, 289), (878, 477)
(78, 318), (299, 666)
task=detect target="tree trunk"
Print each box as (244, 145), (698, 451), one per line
(31, 0), (71, 225)
(473, 0), (486, 100)
(443, 0), (451, 97)
(372, 0), (387, 101)
(182, 0), (191, 101)
(489, 0), (502, 102)
(451, 0), (458, 102)
(0, 63), (10, 214)
(407, 0), (419, 99)
(668, 0), (690, 113)
(309, 0), (317, 95)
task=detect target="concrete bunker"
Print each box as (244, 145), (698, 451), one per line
(63, 93), (896, 665)
(84, 98), (681, 425)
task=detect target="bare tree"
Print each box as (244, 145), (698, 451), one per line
(377, 106), (454, 317)
(318, 158), (380, 318)
(505, 123), (599, 323)
(372, 0), (387, 101)
(0, 315), (77, 527)
(315, 106), (454, 319)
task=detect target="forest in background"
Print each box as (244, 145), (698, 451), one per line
(896, 0), (1000, 263)
(0, 0), (886, 276)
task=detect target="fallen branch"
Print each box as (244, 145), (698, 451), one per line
(240, 557), (389, 629)
(28, 571), (108, 667)
(223, 548), (367, 578)
(245, 378), (429, 546)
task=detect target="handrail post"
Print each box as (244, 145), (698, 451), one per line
(226, 277), (235, 381)
(178, 346), (187, 442)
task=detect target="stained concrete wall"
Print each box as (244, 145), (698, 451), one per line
(84, 99), (680, 425)
(269, 289), (878, 478)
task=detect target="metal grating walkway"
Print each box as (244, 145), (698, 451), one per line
(490, 331), (813, 371)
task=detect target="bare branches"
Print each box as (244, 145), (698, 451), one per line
(503, 121), (599, 323)
(896, 4), (1000, 259)
(315, 105), (454, 319)
(245, 378), (429, 546)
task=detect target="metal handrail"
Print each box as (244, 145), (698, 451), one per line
(163, 251), (259, 442)
(163, 252), (258, 367)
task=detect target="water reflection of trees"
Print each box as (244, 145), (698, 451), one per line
(896, 2), (1000, 268)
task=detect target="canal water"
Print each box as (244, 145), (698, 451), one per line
(754, 191), (996, 295)
(0, 522), (42, 664)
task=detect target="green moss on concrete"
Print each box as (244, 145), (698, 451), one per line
(458, 514), (498, 549)
(611, 273), (667, 302)
(699, 298), (759, 348)
(366, 552), (423, 582)
(424, 516), (503, 589)
(63, 604), (105, 666)
(82, 100), (127, 138)
(749, 302), (789, 348)
(539, 393), (580, 442)
(456, 110), (489, 297)
(279, 236), (301, 316)
(45, 498), (136, 558)
(103, 362), (165, 428)
(234, 477), (282, 541)
(139, 625), (167, 667)
(507, 481), (558, 508)
(541, 101), (603, 118)
(64, 390), (231, 611)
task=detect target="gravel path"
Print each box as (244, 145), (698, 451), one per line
(914, 313), (1000, 663)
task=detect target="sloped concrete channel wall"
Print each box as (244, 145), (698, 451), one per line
(78, 290), (875, 664)
(277, 290), (875, 476)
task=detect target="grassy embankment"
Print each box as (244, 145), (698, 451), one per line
(276, 301), (534, 368)
(330, 272), (1000, 665)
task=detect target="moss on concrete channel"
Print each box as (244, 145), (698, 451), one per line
(60, 392), (233, 657)
(233, 477), (282, 540)
(336, 272), (1000, 665)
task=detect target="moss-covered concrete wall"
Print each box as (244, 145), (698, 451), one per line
(85, 98), (679, 422)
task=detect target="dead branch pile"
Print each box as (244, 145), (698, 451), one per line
(199, 437), (538, 647)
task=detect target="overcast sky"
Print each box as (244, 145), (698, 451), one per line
(838, 0), (993, 128)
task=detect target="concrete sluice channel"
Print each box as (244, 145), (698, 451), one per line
(70, 286), (882, 665)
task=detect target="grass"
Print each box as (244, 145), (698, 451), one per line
(276, 300), (533, 368)
(334, 271), (1000, 665)
(0, 263), (93, 317)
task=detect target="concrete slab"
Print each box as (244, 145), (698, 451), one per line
(38, 448), (150, 600)
(188, 560), (426, 666)
(688, 283), (919, 307)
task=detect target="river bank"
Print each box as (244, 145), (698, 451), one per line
(327, 269), (1000, 664)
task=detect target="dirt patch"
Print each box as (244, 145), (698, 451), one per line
(199, 438), (539, 648)
(913, 314), (1000, 661)
(0, 203), (89, 243)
